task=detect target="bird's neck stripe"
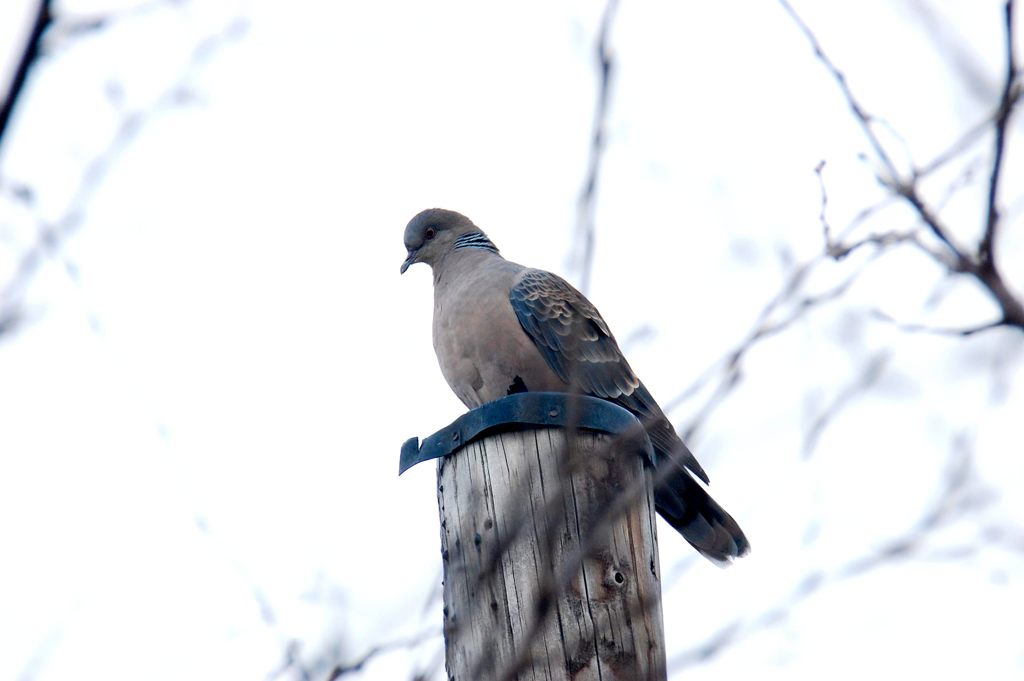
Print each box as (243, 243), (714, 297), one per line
(453, 232), (499, 254)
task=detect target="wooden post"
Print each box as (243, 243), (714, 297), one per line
(437, 425), (667, 681)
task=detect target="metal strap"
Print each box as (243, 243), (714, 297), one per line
(399, 392), (653, 475)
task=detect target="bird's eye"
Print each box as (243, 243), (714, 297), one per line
(424, 227), (437, 240)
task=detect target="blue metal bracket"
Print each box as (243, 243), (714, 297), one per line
(399, 392), (653, 475)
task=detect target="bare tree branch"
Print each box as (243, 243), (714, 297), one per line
(663, 249), (878, 444)
(670, 434), (1002, 671)
(44, 1), (172, 46)
(779, 0), (969, 260)
(780, 0), (1024, 333)
(815, 161), (926, 261)
(0, 0), (52, 154)
(0, 13), (249, 342)
(905, 0), (999, 104)
(778, 2), (899, 182)
(868, 309), (1006, 337)
(801, 350), (889, 459)
(573, 0), (618, 295)
(325, 629), (439, 680)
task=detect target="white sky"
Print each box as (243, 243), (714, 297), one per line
(1, 1), (1022, 680)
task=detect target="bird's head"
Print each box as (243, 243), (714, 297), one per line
(401, 208), (483, 273)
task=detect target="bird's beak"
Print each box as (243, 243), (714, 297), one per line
(400, 248), (418, 274)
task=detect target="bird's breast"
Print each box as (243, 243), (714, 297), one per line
(432, 266), (565, 408)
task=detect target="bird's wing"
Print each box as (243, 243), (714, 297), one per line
(509, 268), (709, 483)
(510, 269), (641, 400)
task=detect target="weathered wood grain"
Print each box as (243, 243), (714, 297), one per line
(437, 427), (666, 681)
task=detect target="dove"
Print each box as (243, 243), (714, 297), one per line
(402, 208), (749, 564)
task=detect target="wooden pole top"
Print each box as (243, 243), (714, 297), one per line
(405, 392), (668, 681)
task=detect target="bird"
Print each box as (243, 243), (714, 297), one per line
(401, 208), (749, 565)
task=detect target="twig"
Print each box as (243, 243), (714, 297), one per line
(326, 629), (440, 680)
(917, 113), (994, 178)
(980, 0), (1019, 267)
(816, 161), (920, 260)
(44, 1), (171, 46)
(801, 351), (889, 459)
(869, 309), (1006, 337)
(777, 1), (898, 182)
(814, 160), (834, 246)
(817, 161), (970, 267)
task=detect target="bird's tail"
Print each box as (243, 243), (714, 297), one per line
(653, 464), (750, 566)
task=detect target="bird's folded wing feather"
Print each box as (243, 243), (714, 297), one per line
(509, 268), (709, 483)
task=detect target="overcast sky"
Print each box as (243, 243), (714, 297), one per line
(1, 1), (1022, 679)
